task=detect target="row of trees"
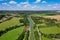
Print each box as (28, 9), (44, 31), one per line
(31, 16), (60, 28)
(41, 33), (60, 39)
(0, 15), (6, 20)
(31, 16), (44, 24)
(23, 31), (29, 40)
(19, 14), (29, 26)
(18, 14), (30, 40)
(0, 24), (24, 36)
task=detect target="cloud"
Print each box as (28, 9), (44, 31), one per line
(16, 1), (39, 10)
(41, 1), (47, 3)
(17, 2), (30, 8)
(2, 3), (7, 5)
(20, 2), (32, 8)
(55, 3), (58, 5)
(32, 5), (37, 8)
(53, 6), (57, 8)
(52, 4), (60, 9)
(34, 0), (41, 3)
(20, 2), (29, 5)
(48, 4), (52, 7)
(0, 1), (60, 10)
(17, 4), (21, 7)
(9, 1), (17, 4)
(47, 4), (60, 10)
(2, 3), (10, 6)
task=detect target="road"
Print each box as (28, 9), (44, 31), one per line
(27, 16), (41, 40)
(27, 16), (35, 40)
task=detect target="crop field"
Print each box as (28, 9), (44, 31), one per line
(0, 11), (60, 40)
(43, 15), (60, 20)
(40, 26), (60, 34)
(0, 17), (22, 30)
(0, 26), (24, 40)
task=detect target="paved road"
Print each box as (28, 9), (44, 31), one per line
(27, 16), (35, 40)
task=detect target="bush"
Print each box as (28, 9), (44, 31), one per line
(55, 33), (60, 39)
(17, 31), (25, 40)
(0, 25), (21, 36)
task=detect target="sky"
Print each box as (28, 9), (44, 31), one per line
(0, 0), (60, 10)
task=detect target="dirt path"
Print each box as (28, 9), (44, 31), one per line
(37, 27), (42, 40)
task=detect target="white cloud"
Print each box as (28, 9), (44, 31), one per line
(9, 1), (17, 4)
(47, 4), (60, 10)
(32, 5), (37, 8)
(16, 1), (39, 10)
(53, 6), (57, 8)
(54, 3), (60, 6)
(17, 2), (30, 8)
(17, 4), (21, 7)
(41, 1), (47, 3)
(55, 3), (58, 5)
(1, 1), (60, 10)
(2, 3), (10, 6)
(20, 2), (29, 5)
(2, 3), (7, 5)
(48, 4), (52, 7)
(52, 4), (60, 9)
(34, 0), (41, 3)
(21, 2), (31, 8)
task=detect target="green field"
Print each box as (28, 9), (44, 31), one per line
(0, 17), (22, 31)
(0, 17), (25, 40)
(40, 26), (60, 34)
(0, 26), (24, 40)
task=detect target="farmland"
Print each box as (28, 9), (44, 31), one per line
(0, 17), (22, 30)
(0, 26), (24, 40)
(40, 26), (60, 34)
(0, 11), (60, 40)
